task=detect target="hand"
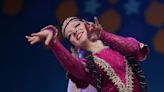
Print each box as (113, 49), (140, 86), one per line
(25, 25), (58, 45)
(84, 17), (103, 42)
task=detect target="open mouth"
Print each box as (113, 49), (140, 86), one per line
(76, 32), (84, 40)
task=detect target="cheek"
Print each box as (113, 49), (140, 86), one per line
(69, 39), (82, 47)
(71, 41), (81, 47)
(69, 40), (76, 47)
(69, 38), (78, 45)
(82, 30), (88, 38)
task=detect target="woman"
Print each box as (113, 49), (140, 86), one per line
(26, 17), (149, 92)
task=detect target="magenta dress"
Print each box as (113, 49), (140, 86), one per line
(48, 30), (149, 92)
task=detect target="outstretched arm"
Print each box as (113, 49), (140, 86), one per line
(44, 26), (91, 81)
(49, 38), (89, 80)
(26, 25), (91, 82)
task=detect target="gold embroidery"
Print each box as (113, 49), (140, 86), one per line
(93, 56), (134, 92)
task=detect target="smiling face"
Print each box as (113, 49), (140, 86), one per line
(63, 18), (89, 48)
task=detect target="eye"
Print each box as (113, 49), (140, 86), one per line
(86, 22), (90, 25)
(74, 23), (80, 28)
(68, 34), (71, 39)
(68, 32), (73, 40)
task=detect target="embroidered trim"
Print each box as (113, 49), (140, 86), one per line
(125, 59), (134, 92)
(93, 56), (134, 92)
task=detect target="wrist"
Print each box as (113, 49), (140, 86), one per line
(40, 25), (58, 40)
(98, 29), (104, 38)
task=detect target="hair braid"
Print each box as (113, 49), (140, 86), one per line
(83, 51), (102, 92)
(126, 56), (148, 92)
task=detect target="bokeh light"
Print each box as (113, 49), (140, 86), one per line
(108, 0), (119, 5)
(99, 10), (121, 32)
(56, 1), (78, 24)
(145, 1), (164, 28)
(3, 0), (23, 16)
(153, 29), (164, 53)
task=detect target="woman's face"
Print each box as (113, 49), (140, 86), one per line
(64, 19), (88, 48)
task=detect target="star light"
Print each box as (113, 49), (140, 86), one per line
(84, 0), (101, 15)
(124, 0), (141, 15)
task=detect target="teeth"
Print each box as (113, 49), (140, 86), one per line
(78, 33), (81, 38)
(77, 32), (83, 40)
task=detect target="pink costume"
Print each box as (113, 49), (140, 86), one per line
(48, 27), (149, 92)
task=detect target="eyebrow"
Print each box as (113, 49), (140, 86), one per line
(74, 23), (80, 28)
(66, 30), (72, 37)
(65, 21), (81, 37)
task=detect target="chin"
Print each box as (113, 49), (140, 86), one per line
(75, 35), (88, 47)
(79, 37), (87, 43)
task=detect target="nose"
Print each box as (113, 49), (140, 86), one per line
(73, 30), (78, 36)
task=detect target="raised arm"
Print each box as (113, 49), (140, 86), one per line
(85, 17), (149, 61)
(100, 31), (149, 61)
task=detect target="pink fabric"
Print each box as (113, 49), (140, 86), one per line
(100, 31), (149, 61)
(48, 29), (149, 92)
(49, 39), (94, 83)
(94, 48), (126, 85)
(93, 48), (140, 92)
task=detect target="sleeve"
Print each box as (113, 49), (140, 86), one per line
(100, 31), (149, 61)
(40, 25), (95, 86)
(67, 73), (89, 88)
(49, 38), (90, 81)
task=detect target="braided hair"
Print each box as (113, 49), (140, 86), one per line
(69, 43), (102, 92)
(82, 50), (102, 92)
(126, 56), (148, 92)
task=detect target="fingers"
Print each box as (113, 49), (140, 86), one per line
(31, 31), (44, 37)
(84, 22), (90, 32)
(94, 16), (99, 25)
(25, 36), (40, 45)
(28, 37), (35, 42)
(45, 32), (53, 45)
(25, 35), (31, 39)
(26, 30), (54, 45)
(26, 36), (34, 42)
(30, 38), (40, 45)
(93, 17), (103, 31)
(26, 25), (57, 46)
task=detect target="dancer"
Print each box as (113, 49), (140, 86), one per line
(26, 17), (149, 92)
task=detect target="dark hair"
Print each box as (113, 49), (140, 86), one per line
(108, 44), (148, 92)
(126, 56), (148, 92)
(68, 39), (148, 92)
(80, 50), (102, 92)
(67, 39), (102, 92)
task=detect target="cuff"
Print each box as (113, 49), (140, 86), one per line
(40, 25), (58, 41)
(135, 42), (149, 61)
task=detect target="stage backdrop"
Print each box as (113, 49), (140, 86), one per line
(0, 0), (164, 92)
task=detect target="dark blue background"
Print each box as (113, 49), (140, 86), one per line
(0, 0), (164, 92)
